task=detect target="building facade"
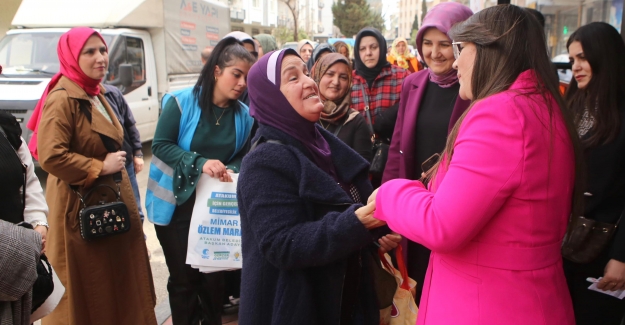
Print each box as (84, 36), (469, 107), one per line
(276, 0), (333, 43)
(221, 0), (279, 36)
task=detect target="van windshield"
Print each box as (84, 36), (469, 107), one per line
(0, 32), (113, 77)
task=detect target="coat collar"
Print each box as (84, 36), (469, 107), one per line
(54, 77), (124, 148)
(353, 65), (394, 84)
(254, 124), (371, 204)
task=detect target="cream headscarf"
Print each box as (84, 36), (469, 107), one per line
(390, 37), (415, 70)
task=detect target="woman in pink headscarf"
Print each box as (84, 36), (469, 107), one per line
(30, 27), (157, 325)
(382, 2), (473, 306)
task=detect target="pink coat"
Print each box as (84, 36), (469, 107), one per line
(375, 71), (575, 325)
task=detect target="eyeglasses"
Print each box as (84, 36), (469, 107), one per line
(452, 42), (464, 60)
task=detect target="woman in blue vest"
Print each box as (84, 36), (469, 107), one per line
(148, 37), (255, 325)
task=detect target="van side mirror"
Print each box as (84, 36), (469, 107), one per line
(119, 64), (133, 88)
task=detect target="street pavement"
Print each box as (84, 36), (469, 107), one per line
(36, 141), (238, 324)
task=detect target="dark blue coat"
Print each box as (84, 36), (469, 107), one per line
(237, 124), (381, 325)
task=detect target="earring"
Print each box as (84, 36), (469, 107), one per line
(214, 76), (217, 81)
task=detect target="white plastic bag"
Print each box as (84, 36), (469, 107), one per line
(30, 260), (65, 323)
(186, 174), (242, 273)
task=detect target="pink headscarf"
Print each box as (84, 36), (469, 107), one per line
(27, 27), (107, 159)
(415, 2), (473, 88)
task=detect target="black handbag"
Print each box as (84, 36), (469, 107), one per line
(361, 84), (390, 176)
(72, 97), (131, 240)
(76, 173), (131, 240)
(561, 212), (623, 264)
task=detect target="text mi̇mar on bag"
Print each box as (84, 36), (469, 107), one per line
(187, 174), (242, 273)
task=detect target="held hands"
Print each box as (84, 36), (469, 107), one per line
(202, 160), (233, 182)
(34, 225), (47, 254)
(597, 259), (625, 291)
(367, 188), (379, 204)
(355, 201), (386, 229)
(101, 151), (126, 175)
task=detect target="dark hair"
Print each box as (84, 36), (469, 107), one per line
(193, 37), (256, 111)
(441, 4), (584, 217)
(565, 22), (625, 147)
(525, 8), (545, 28)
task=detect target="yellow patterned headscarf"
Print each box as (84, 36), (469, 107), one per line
(390, 37), (415, 70)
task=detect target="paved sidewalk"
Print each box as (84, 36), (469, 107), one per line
(155, 297), (239, 325)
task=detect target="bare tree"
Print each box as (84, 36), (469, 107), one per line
(280, 0), (300, 41)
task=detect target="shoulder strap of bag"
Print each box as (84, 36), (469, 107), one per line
(333, 123), (344, 137)
(360, 84), (375, 137)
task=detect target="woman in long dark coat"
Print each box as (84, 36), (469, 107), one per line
(237, 48), (401, 325)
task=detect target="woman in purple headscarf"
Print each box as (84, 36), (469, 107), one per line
(381, 1), (473, 306)
(236, 48), (401, 325)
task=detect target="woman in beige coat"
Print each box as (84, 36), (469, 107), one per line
(29, 27), (156, 325)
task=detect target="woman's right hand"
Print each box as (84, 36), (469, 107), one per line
(203, 159), (228, 179)
(356, 201), (386, 229)
(101, 151), (126, 175)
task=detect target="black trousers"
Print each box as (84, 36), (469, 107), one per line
(155, 195), (224, 325)
(564, 253), (625, 325)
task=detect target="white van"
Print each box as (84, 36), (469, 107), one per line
(0, 0), (230, 148)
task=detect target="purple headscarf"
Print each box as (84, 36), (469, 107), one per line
(248, 49), (335, 177)
(416, 2), (473, 88)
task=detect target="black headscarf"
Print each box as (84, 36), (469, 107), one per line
(306, 43), (335, 72)
(353, 28), (390, 88)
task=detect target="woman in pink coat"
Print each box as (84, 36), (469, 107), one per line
(371, 5), (583, 324)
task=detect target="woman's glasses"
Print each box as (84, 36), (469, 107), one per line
(452, 42), (464, 60)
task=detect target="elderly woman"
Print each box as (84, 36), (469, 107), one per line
(382, 2), (473, 305)
(237, 49), (401, 325)
(296, 39), (314, 62)
(311, 53), (372, 161)
(28, 27), (156, 324)
(372, 5), (581, 324)
(387, 37), (421, 73)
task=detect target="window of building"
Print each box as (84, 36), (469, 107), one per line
(503, 0), (622, 58)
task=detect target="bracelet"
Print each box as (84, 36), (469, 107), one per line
(135, 155), (144, 158)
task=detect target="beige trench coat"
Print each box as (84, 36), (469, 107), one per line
(38, 77), (156, 325)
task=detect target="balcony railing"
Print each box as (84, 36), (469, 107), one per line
(230, 9), (246, 22)
(277, 17), (291, 27)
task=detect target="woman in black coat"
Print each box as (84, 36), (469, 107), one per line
(311, 53), (372, 161)
(237, 48), (401, 325)
(563, 22), (625, 325)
